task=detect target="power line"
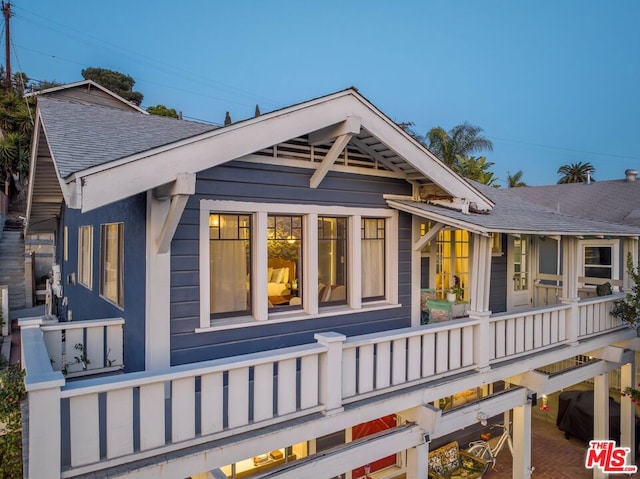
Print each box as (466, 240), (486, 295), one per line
(490, 136), (640, 161)
(12, 5), (284, 109)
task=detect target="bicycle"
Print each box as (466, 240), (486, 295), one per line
(467, 422), (514, 471)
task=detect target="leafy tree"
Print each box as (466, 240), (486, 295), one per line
(146, 104), (179, 118)
(0, 356), (26, 478)
(81, 67), (143, 106)
(557, 162), (595, 184)
(426, 122), (493, 169)
(507, 170), (527, 188)
(0, 132), (29, 196)
(456, 155), (498, 186)
(224, 111), (232, 125)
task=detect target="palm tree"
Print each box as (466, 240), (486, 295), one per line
(456, 155), (498, 186)
(557, 162), (595, 184)
(507, 170), (527, 188)
(426, 122), (493, 168)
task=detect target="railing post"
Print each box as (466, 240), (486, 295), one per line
(470, 312), (491, 371)
(20, 321), (66, 479)
(314, 332), (346, 415)
(561, 297), (580, 345)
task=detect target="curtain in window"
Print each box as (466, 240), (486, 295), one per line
(210, 215), (250, 315)
(362, 219), (384, 299)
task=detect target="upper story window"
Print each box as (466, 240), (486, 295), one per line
(78, 225), (93, 289)
(100, 223), (124, 307)
(209, 214), (251, 317)
(318, 217), (347, 305)
(579, 239), (620, 287)
(199, 201), (398, 330)
(435, 229), (469, 300)
(267, 215), (301, 311)
(362, 218), (385, 301)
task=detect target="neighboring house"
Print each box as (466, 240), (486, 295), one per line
(21, 83), (640, 479)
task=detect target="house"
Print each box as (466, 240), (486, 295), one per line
(21, 82), (640, 479)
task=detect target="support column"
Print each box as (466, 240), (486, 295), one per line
(620, 362), (636, 464)
(145, 192), (171, 370)
(561, 236), (580, 345)
(593, 372), (610, 479)
(623, 238), (639, 291)
(512, 403), (533, 479)
(315, 332), (346, 415)
(469, 234), (492, 313)
(407, 441), (429, 479)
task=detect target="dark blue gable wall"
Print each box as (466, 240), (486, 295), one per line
(58, 193), (146, 372)
(489, 234), (508, 313)
(170, 161), (412, 365)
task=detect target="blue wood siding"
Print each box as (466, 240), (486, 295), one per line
(170, 161), (412, 365)
(58, 193), (146, 372)
(489, 235), (507, 313)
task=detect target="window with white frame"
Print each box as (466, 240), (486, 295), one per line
(100, 223), (124, 307)
(78, 225), (93, 289)
(209, 213), (251, 317)
(434, 229), (469, 300)
(199, 201), (397, 329)
(267, 215), (300, 310)
(361, 218), (385, 300)
(318, 217), (347, 305)
(581, 240), (619, 282)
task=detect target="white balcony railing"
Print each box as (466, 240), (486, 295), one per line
(39, 317), (125, 377)
(21, 295), (630, 479)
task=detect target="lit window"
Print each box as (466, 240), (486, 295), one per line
(362, 218), (385, 300)
(100, 223), (123, 307)
(435, 229), (469, 300)
(318, 217), (347, 305)
(267, 215), (302, 310)
(209, 214), (251, 317)
(78, 226), (93, 289)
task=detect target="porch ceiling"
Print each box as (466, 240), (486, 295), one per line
(388, 198), (640, 237)
(26, 134), (63, 234)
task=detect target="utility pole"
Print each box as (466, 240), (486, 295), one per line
(2, 1), (11, 92)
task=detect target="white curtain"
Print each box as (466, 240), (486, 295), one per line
(210, 242), (248, 313)
(362, 237), (384, 298)
(210, 216), (249, 314)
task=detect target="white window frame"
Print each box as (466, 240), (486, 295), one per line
(78, 225), (93, 289)
(578, 239), (619, 288)
(100, 222), (124, 308)
(198, 200), (398, 331)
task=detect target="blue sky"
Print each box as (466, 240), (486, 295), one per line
(11, 1), (640, 186)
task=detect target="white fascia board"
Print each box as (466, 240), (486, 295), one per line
(76, 93), (365, 212)
(24, 114), (43, 231)
(387, 199), (490, 236)
(26, 111), (72, 235)
(347, 93), (494, 211)
(75, 88), (491, 212)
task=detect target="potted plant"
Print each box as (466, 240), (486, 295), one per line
(447, 284), (463, 302)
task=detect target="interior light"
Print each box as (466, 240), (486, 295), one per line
(287, 235), (296, 244)
(209, 215), (219, 227)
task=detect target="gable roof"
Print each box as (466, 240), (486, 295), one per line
(38, 97), (218, 178)
(25, 79), (148, 114)
(26, 86), (495, 233)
